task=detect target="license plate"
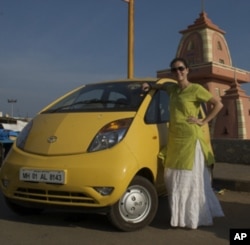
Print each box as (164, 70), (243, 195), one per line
(20, 169), (65, 184)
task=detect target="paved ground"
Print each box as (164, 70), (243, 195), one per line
(0, 190), (249, 245)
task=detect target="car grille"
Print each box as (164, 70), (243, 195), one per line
(13, 187), (96, 204)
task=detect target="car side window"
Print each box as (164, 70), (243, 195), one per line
(144, 90), (170, 124)
(198, 102), (207, 119)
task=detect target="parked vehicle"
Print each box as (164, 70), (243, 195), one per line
(0, 119), (27, 165)
(0, 78), (211, 231)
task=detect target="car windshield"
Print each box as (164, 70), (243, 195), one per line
(43, 81), (148, 113)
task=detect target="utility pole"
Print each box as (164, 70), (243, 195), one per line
(7, 99), (17, 118)
(124, 0), (134, 79)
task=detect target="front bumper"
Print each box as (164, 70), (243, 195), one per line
(0, 143), (139, 209)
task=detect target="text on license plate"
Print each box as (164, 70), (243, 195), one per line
(20, 169), (65, 184)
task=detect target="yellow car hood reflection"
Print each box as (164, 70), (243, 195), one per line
(23, 112), (135, 155)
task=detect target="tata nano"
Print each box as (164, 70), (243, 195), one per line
(0, 78), (211, 231)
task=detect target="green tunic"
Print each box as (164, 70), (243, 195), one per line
(164, 83), (214, 170)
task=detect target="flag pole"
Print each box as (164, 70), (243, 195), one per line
(127, 0), (134, 79)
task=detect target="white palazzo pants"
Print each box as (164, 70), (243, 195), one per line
(164, 140), (224, 229)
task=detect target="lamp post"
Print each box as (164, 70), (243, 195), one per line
(7, 99), (17, 118)
(124, 0), (134, 79)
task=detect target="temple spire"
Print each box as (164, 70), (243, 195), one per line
(201, 0), (205, 12)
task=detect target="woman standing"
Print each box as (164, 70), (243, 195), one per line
(143, 57), (224, 229)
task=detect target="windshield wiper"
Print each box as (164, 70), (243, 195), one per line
(46, 99), (127, 113)
(47, 101), (92, 113)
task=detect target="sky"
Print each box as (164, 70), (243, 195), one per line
(0, 0), (250, 118)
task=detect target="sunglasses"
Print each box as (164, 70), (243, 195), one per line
(171, 66), (186, 73)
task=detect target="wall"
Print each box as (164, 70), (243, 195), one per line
(212, 139), (250, 165)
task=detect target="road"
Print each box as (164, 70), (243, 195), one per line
(0, 190), (249, 245)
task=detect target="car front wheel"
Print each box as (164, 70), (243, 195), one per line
(108, 175), (158, 231)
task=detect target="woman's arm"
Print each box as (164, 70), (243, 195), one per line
(187, 96), (223, 126)
(142, 82), (169, 92)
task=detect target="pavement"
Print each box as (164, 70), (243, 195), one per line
(212, 162), (250, 193)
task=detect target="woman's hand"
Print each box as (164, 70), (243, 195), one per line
(142, 83), (151, 92)
(187, 116), (204, 126)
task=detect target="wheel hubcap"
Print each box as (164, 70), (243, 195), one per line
(118, 185), (152, 223)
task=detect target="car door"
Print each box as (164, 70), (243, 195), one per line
(144, 89), (170, 195)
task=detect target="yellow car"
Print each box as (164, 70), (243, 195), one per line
(0, 78), (211, 231)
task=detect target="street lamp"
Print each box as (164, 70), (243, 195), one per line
(123, 0), (134, 79)
(7, 99), (17, 118)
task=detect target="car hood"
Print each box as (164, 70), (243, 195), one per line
(22, 112), (135, 155)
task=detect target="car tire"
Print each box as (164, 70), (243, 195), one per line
(108, 175), (158, 232)
(5, 197), (44, 215)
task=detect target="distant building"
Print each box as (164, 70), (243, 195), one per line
(157, 11), (250, 139)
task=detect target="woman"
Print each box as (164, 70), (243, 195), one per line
(143, 57), (224, 229)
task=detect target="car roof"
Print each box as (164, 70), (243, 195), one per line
(85, 77), (176, 85)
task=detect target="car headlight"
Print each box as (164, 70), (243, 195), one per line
(16, 120), (33, 150)
(88, 118), (133, 152)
